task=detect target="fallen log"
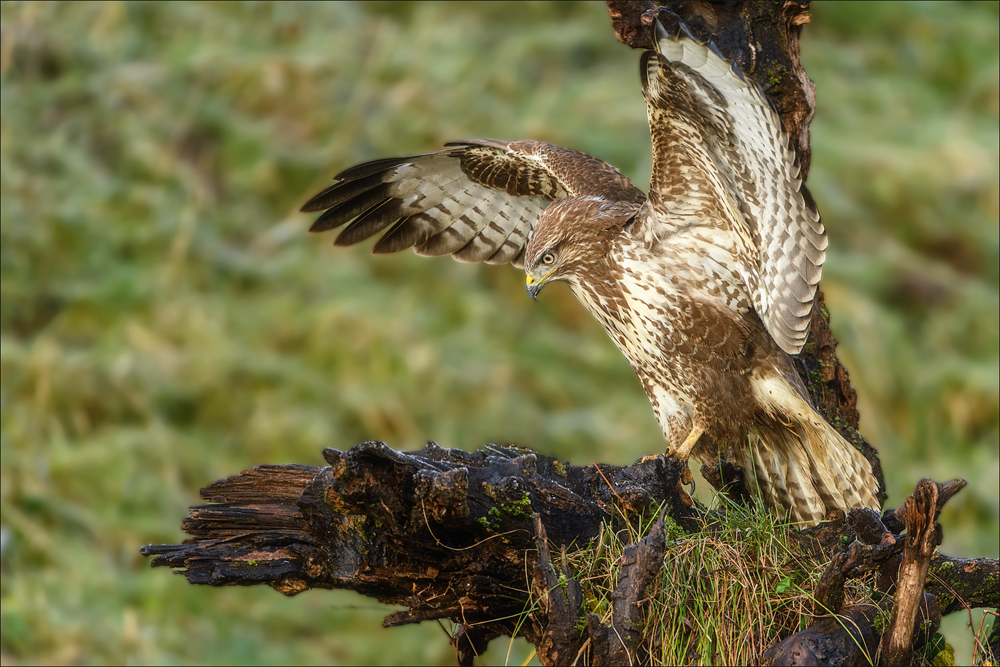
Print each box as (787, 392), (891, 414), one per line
(142, 442), (695, 635)
(142, 442), (996, 665)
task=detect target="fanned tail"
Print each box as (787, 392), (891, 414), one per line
(741, 372), (880, 526)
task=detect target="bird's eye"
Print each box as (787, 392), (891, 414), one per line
(541, 252), (556, 265)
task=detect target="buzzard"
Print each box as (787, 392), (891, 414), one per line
(301, 19), (879, 524)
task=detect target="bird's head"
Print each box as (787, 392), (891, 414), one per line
(524, 196), (639, 300)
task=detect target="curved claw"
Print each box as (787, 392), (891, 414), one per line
(683, 465), (696, 496)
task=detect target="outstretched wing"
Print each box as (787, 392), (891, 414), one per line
(639, 18), (826, 355)
(302, 138), (644, 268)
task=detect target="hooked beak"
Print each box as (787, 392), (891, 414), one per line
(525, 271), (551, 301)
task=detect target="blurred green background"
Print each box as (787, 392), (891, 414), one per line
(1, 1), (996, 665)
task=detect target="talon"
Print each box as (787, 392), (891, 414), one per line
(676, 482), (695, 508)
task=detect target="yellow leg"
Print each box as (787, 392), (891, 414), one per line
(666, 424), (703, 460)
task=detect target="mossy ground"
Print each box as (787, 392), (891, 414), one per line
(1, 1), (997, 665)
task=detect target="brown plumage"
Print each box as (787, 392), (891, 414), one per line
(301, 138), (643, 266)
(302, 19), (879, 525)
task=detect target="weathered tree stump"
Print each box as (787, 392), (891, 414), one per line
(142, 442), (996, 665)
(142, 442), (697, 664)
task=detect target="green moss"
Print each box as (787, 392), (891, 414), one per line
(934, 559), (956, 573)
(765, 63), (786, 86)
(873, 607), (892, 634)
(478, 507), (503, 531)
(501, 492), (533, 521)
(935, 591), (956, 612)
(336, 515), (371, 553)
(660, 511), (685, 541)
(482, 482), (533, 522)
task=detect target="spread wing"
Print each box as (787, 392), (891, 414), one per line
(639, 17), (827, 355)
(302, 138), (644, 268)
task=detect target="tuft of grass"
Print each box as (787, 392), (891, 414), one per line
(555, 496), (882, 666)
(545, 491), (1000, 666)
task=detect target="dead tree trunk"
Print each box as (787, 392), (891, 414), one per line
(142, 443), (996, 665)
(142, 3), (998, 665)
(143, 442), (698, 663)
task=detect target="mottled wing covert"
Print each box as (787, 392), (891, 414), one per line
(641, 18), (827, 355)
(302, 138), (644, 268)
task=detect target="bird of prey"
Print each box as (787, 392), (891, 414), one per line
(301, 19), (879, 524)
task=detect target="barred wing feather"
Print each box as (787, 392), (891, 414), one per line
(302, 138), (644, 268)
(641, 18), (826, 355)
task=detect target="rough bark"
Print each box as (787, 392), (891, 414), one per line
(142, 442), (697, 661)
(583, 508), (668, 665)
(531, 516), (588, 665)
(761, 604), (882, 667)
(880, 479), (964, 665)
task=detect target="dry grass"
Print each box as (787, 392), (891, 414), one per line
(560, 501), (832, 665)
(549, 495), (979, 666)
